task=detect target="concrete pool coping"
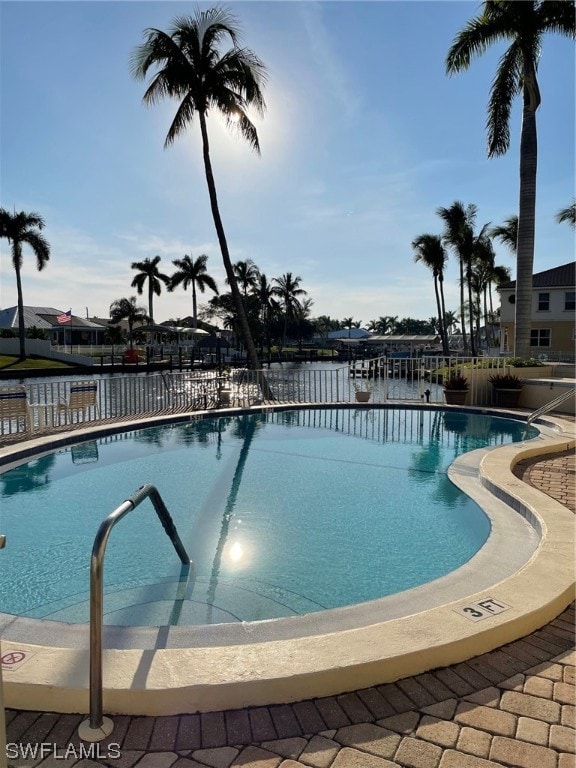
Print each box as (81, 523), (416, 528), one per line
(0, 403), (574, 716)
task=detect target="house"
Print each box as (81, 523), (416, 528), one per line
(497, 262), (575, 357)
(0, 306), (107, 345)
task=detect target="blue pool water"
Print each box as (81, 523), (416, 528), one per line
(0, 408), (533, 626)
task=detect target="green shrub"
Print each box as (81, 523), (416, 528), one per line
(505, 357), (545, 367)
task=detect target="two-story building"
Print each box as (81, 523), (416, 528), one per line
(498, 262), (575, 357)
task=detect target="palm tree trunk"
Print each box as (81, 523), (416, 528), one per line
(466, 263), (476, 356)
(433, 276), (448, 356)
(148, 280), (154, 324)
(198, 112), (273, 398)
(459, 259), (467, 353)
(192, 282), (198, 329)
(438, 274), (449, 356)
(515, 96), (537, 359)
(15, 261), (26, 360)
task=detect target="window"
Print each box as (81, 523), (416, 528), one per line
(565, 291), (575, 311)
(530, 329), (551, 347)
(537, 292), (550, 311)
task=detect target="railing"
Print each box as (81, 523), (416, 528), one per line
(523, 387), (576, 439)
(79, 484), (191, 742)
(1, 358), (524, 437)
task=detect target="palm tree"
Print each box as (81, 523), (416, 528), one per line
(130, 255), (170, 324)
(169, 253), (219, 329)
(0, 208), (50, 360)
(436, 201), (475, 353)
(490, 215), (518, 254)
(131, 8), (267, 376)
(446, 1), (575, 358)
(443, 310), (459, 336)
(104, 325), (125, 359)
(273, 272), (307, 346)
(252, 272), (278, 352)
(556, 200), (576, 228)
(228, 259), (260, 298)
(341, 317), (355, 339)
(470, 235), (498, 349)
(411, 233), (449, 355)
(109, 297), (148, 348)
(380, 315), (399, 335)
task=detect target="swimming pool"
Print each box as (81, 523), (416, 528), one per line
(0, 407), (535, 627)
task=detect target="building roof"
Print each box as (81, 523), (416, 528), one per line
(367, 335), (440, 343)
(0, 306), (104, 329)
(327, 328), (371, 340)
(498, 261), (575, 290)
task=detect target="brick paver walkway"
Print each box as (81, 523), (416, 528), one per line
(514, 449), (575, 513)
(4, 445), (575, 767)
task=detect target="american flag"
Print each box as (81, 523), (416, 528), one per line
(57, 309), (72, 325)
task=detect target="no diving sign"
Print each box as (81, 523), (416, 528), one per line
(2, 649), (35, 671)
(454, 597), (511, 622)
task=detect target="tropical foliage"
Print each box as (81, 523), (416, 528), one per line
(446, 1), (575, 358)
(131, 8), (267, 372)
(169, 253), (219, 329)
(109, 296), (148, 348)
(412, 233), (449, 355)
(0, 208), (50, 360)
(130, 256), (170, 323)
(556, 201), (576, 228)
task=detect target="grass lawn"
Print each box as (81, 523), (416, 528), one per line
(0, 355), (72, 370)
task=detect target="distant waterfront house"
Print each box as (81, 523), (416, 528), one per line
(0, 306), (106, 345)
(497, 262), (575, 357)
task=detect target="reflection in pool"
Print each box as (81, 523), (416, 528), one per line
(0, 408), (534, 626)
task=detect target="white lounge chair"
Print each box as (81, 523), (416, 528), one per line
(0, 386), (32, 433)
(58, 381), (100, 424)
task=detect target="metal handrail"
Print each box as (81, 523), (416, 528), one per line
(524, 387), (576, 439)
(80, 484), (191, 740)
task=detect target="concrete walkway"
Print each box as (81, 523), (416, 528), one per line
(5, 452), (575, 768)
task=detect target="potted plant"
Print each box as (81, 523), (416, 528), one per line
(442, 372), (469, 405)
(353, 380), (372, 403)
(488, 373), (523, 408)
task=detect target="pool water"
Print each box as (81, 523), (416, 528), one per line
(0, 408), (533, 626)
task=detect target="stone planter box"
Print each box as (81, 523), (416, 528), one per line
(443, 390), (468, 406)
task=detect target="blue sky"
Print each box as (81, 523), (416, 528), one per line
(1, 1), (574, 327)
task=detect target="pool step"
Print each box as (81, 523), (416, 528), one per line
(29, 577), (324, 626)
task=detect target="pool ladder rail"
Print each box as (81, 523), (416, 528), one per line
(523, 386), (576, 441)
(79, 484), (191, 743)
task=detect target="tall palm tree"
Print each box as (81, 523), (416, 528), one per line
(169, 253), (219, 328)
(556, 200), (576, 228)
(446, 1), (575, 358)
(490, 215), (518, 254)
(131, 8), (267, 376)
(443, 310), (459, 336)
(0, 208), (50, 360)
(341, 317), (356, 338)
(130, 255), (170, 324)
(228, 259), (260, 298)
(411, 233), (449, 355)
(470, 235), (498, 349)
(273, 272), (307, 346)
(252, 272), (278, 352)
(436, 201), (476, 353)
(109, 296), (148, 348)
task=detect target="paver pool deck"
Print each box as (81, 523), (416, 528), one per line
(4, 449), (575, 768)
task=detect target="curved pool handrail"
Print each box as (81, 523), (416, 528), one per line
(523, 387), (576, 440)
(79, 484), (191, 742)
